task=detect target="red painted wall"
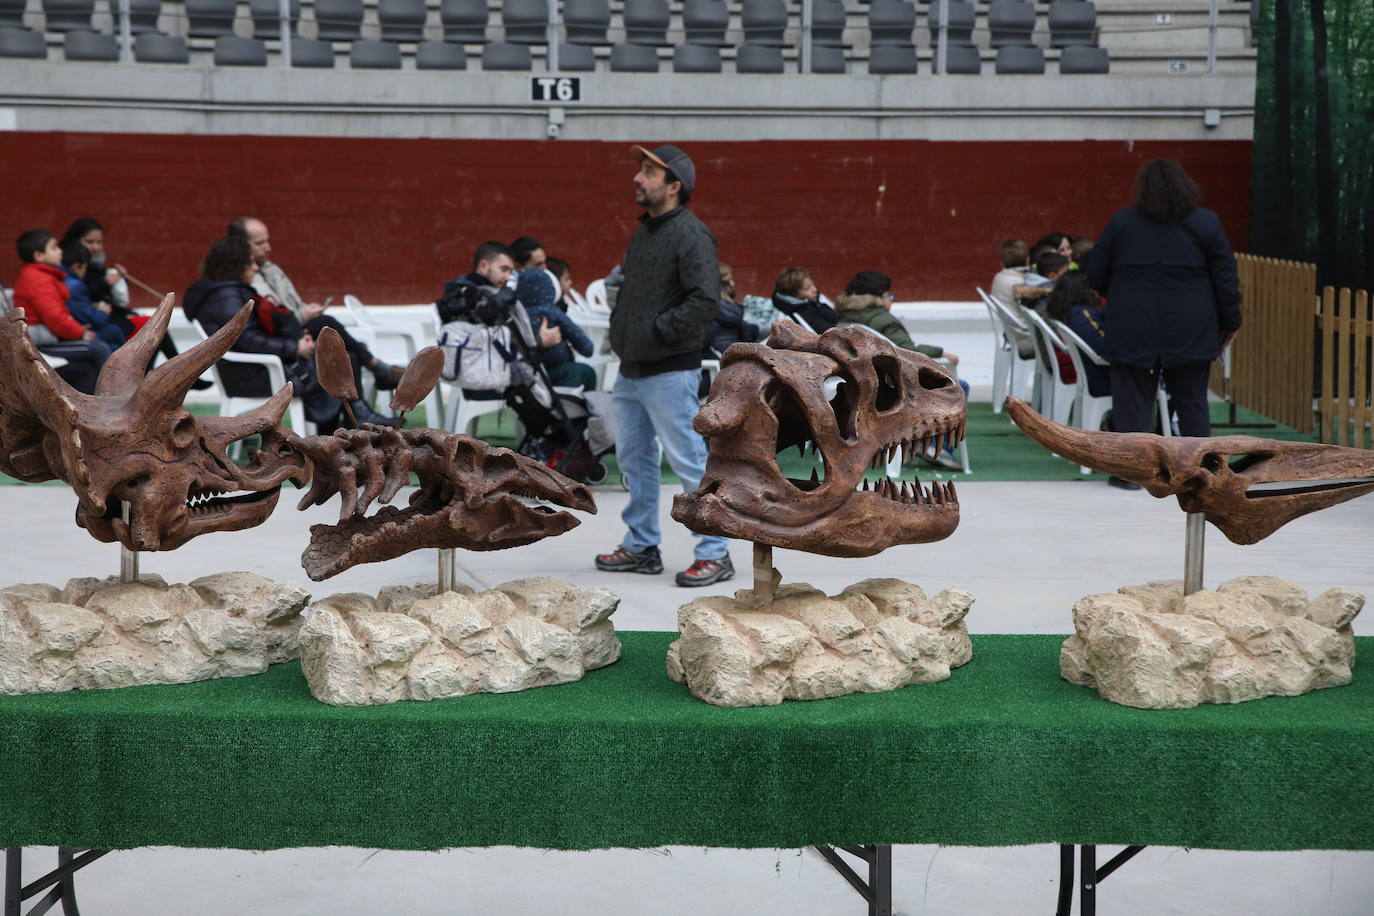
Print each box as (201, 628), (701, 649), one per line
(2, 133), (1252, 306)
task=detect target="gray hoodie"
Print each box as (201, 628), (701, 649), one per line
(610, 205), (720, 377)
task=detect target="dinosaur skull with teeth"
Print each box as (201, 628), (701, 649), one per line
(0, 296), (308, 552)
(672, 322), (966, 557)
(1005, 396), (1374, 544)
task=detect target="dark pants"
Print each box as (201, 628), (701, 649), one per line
(1109, 361), (1213, 437)
(40, 338), (112, 395)
(305, 314), (376, 392)
(547, 360), (597, 390)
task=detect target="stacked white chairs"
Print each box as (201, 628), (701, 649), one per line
(975, 286), (1036, 411)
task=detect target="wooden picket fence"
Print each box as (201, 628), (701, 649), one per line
(1316, 285), (1374, 448)
(1213, 254), (1317, 435)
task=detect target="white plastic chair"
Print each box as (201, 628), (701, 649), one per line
(1024, 308), (1076, 426)
(583, 279), (611, 314)
(189, 321), (309, 459)
(343, 294), (444, 426)
(975, 286), (1036, 411)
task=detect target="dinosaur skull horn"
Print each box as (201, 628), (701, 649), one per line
(136, 302), (256, 413)
(211, 382), (296, 442)
(1004, 396), (1176, 491)
(95, 293), (177, 398)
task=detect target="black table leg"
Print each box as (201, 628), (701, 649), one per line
(813, 844), (893, 916)
(1056, 844), (1074, 916)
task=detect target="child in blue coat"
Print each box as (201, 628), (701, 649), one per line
(515, 268), (597, 390)
(61, 241), (126, 350)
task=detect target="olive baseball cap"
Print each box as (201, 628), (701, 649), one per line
(630, 144), (696, 194)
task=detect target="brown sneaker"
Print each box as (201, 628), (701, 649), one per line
(594, 546), (663, 574)
(675, 556), (734, 587)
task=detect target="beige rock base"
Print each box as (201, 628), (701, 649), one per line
(298, 577), (621, 706)
(0, 572), (309, 694)
(1062, 576), (1363, 709)
(666, 578), (974, 708)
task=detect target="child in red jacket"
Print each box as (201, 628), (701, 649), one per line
(12, 229), (111, 393)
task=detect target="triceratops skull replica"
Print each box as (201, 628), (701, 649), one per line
(672, 321), (966, 557)
(667, 322), (975, 708)
(1005, 396), (1374, 544)
(0, 295), (595, 578)
(0, 295), (308, 551)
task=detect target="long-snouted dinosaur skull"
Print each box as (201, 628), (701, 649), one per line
(1005, 396), (1374, 544)
(672, 322), (966, 557)
(0, 295), (307, 551)
(292, 426), (596, 580)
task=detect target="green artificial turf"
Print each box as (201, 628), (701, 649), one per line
(1, 633), (1370, 853)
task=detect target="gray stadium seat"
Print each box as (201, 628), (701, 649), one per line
(562, 0), (608, 45)
(250, 0), (300, 39)
(214, 34), (268, 63)
(609, 40), (657, 70)
(481, 39), (531, 68)
(1059, 43), (1108, 72)
(0, 0), (25, 28)
(556, 39), (594, 69)
(133, 31), (188, 61)
(735, 42), (783, 72)
(378, 0), (426, 41)
(809, 42), (846, 73)
(867, 0), (914, 48)
(313, 0), (362, 41)
(416, 38), (466, 67)
(42, 0), (94, 32)
(122, 0), (161, 33)
(64, 28), (118, 58)
(288, 35), (335, 65)
(987, 0), (1034, 49)
(940, 41), (980, 73)
(1048, 0), (1095, 48)
(682, 0), (728, 48)
(673, 42), (720, 72)
(185, 0), (236, 37)
(811, 0), (846, 48)
(927, 0), (974, 46)
(441, 0), (486, 42)
(994, 43), (1043, 72)
(622, 0), (669, 46)
(0, 26), (46, 57)
(501, 0), (546, 45)
(741, 0), (786, 48)
(351, 37), (401, 66)
(868, 42), (917, 74)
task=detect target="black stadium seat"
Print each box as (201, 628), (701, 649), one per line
(562, 0), (609, 45)
(735, 42), (783, 72)
(378, 0), (427, 42)
(350, 37), (402, 67)
(673, 42), (721, 72)
(441, 0), (489, 42)
(41, 0), (94, 32)
(214, 34), (268, 64)
(64, 28), (119, 59)
(416, 39), (467, 67)
(609, 40), (658, 70)
(0, 26), (46, 57)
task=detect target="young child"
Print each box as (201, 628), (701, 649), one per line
(12, 229), (111, 393)
(61, 240), (126, 350)
(514, 267), (597, 390)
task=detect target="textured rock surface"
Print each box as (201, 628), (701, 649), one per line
(1062, 576), (1363, 709)
(0, 573), (309, 694)
(298, 577), (621, 706)
(666, 578), (974, 707)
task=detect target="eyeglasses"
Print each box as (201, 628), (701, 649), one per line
(882, 292), (895, 300)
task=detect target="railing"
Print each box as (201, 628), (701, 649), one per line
(1213, 254), (1316, 436)
(1316, 285), (1373, 449)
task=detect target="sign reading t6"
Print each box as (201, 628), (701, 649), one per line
(531, 77), (581, 103)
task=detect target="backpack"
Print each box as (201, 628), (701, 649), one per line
(438, 320), (528, 390)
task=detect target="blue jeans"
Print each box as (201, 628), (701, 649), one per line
(612, 369), (728, 561)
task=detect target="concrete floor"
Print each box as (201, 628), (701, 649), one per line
(6, 479), (1374, 915)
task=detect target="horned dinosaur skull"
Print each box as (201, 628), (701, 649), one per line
(291, 426), (596, 580)
(1005, 396), (1374, 544)
(672, 322), (966, 557)
(0, 295), (308, 551)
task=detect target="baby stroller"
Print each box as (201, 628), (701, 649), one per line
(498, 301), (615, 485)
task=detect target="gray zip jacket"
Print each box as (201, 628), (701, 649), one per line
(609, 205), (720, 377)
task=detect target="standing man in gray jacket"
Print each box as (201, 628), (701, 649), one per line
(594, 144), (733, 587)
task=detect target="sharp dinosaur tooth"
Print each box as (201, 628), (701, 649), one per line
(796, 442), (806, 459)
(809, 467), (820, 485)
(948, 481), (958, 502)
(861, 478), (870, 491)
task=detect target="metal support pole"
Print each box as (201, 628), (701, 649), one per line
(799, 0), (813, 74)
(5, 848), (19, 916)
(117, 0), (132, 62)
(278, 0), (293, 67)
(1206, 0), (1218, 73)
(545, 0), (559, 71)
(1055, 844), (1074, 916)
(751, 542), (779, 609)
(1080, 844), (1097, 916)
(935, 0), (949, 75)
(437, 548), (456, 594)
(120, 504), (138, 584)
(868, 844), (892, 916)
(1184, 512), (1205, 595)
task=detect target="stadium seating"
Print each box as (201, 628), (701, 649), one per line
(0, 26), (46, 57)
(622, 0), (669, 46)
(809, 43), (846, 73)
(1049, 0), (1097, 48)
(250, 0), (301, 39)
(64, 28), (119, 59)
(927, 0), (975, 46)
(215, 35), (269, 65)
(868, 42), (917, 74)
(556, 40), (594, 69)
(313, 0), (364, 41)
(440, 0), (489, 43)
(1060, 44), (1109, 72)
(682, 0), (728, 48)
(351, 38), (402, 67)
(133, 31), (188, 62)
(288, 35), (335, 65)
(0, 0), (24, 27)
(987, 0), (1035, 49)
(741, 0), (787, 48)
(736, 42), (783, 73)
(673, 42), (721, 72)
(185, 0), (237, 38)
(562, 0), (608, 45)
(378, 0), (428, 41)
(995, 43), (1045, 73)
(868, 1), (914, 48)
(810, 0), (847, 49)
(41, 0), (94, 32)
(122, 0), (162, 34)
(609, 40), (658, 70)
(415, 39), (466, 67)
(501, 0), (547, 45)
(481, 39), (530, 68)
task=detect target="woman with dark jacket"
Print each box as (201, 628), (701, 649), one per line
(1086, 159), (1241, 437)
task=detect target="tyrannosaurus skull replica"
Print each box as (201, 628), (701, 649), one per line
(1005, 396), (1374, 544)
(672, 322), (966, 557)
(0, 296), (308, 551)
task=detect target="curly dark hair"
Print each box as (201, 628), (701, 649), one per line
(201, 235), (254, 283)
(1133, 159), (1200, 222)
(1045, 269), (1101, 324)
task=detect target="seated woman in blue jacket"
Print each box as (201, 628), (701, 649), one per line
(515, 268), (597, 390)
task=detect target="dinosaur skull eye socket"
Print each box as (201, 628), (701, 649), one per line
(1202, 453), (1224, 473)
(873, 356), (901, 412)
(824, 375), (856, 440)
(170, 415), (196, 450)
(919, 366), (952, 391)
(1228, 453), (1266, 473)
